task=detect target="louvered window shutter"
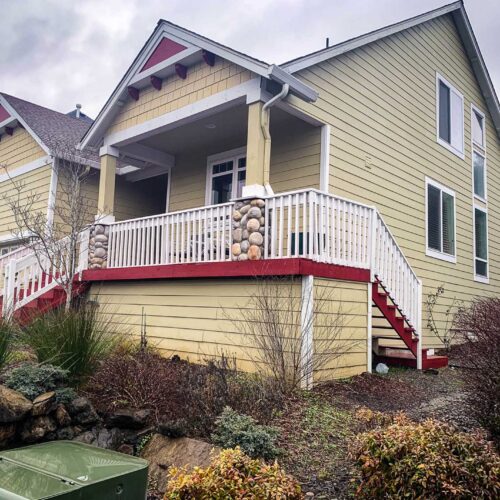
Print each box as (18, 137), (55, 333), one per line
(442, 192), (455, 255)
(427, 184), (441, 251)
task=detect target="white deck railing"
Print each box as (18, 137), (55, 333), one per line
(1, 190), (421, 346)
(107, 203), (233, 268)
(0, 246), (32, 294)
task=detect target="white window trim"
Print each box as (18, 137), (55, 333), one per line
(471, 103), (486, 149)
(205, 146), (246, 205)
(425, 177), (457, 263)
(473, 204), (489, 284)
(435, 72), (465, 160)
(472, 149), (487, 203)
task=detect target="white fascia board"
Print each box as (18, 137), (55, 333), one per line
(452, 8), (500, 138)
(0, 155), (52, 183)
(283, 2), (462, 73)
(0, 95), (51, 155)
(104, 78), (261, 147)
(268, 65), (318, 102)
(0, 116), (17, 130)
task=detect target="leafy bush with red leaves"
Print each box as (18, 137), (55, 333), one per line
(165, 447), (302, 499)
(84, 348), (279, 437)
(352, 415), (500, 499)
(454, 297), (500, 444)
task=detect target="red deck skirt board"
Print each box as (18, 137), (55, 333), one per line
(82, 258), (371, 283)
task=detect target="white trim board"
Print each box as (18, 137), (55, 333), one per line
(46, 158), (58, 228)
(0, 156), (52, 183)
(320, 124), (331, 192)
(300, 275), (314, 390)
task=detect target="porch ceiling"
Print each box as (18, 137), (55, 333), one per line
(138, 104), (314, 156)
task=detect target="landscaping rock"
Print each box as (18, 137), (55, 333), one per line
(141, 434), (220, 493)
(55, 405), (71, 427)
(375, 363), (389, 374)
(0, 385), (33, 423)
(73, 430), (96, 445)
(0, 424), (16, 447)
(31, 391), (57, 416)
(107, 409), (151, 429)
(68, 397), (99, 426)
(56, 427), (74, 440)
(21, 416), (57, 443)
(118, 443), (134, 455)
(95, 427), (123, 449)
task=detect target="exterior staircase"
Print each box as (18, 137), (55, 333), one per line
(371, 280), (448, 370)
(0, 281), (88, 325)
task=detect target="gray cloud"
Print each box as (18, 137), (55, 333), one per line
(0, 0), (498, 118)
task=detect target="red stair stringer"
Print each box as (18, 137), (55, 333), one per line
(1, 279), (89, 326)
(371, 281), (448, 370)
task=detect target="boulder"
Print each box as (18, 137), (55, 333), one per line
(21, 416), (57, 443)
(73, 430), (96, 445)
(141, 434), (220, 493)
(0, 385), (33, 423)
(107, 409), (151, 429)
(95, 427), (123, 450)
(68, 397), (99, 426)
(31, 391), (57, 416)
(55, 405), (72, 427)
(117, 444), (134, 455)
(0, 424), (16, 448)
(56, 427), (74, 440)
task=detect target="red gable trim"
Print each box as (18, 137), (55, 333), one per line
(0, 104), (11, 123)
(141, 37), (188, 72)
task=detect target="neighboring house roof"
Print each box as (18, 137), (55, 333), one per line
(80, 19), (319, 149)
(282, 1), (500, 139)
(0, 93), (99, 165)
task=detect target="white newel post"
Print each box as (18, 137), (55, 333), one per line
(417, 279), (423, 370)
(3, 260), (16, 318)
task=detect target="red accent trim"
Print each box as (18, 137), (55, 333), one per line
(82, 258), (371, 283)
(141, 38), (188, 72)
(128, 86), (140, 101)
(175, 63), (187, 80)
(5, 127), (14, 136)
(150, 75), (162, 90)
(0, 104), (11, 122)
(202, 50), (215, 66)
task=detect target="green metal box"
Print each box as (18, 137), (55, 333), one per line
(0, 441), (149, 499)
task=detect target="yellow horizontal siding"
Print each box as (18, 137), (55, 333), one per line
(105, 58), (254, 137)
(90, 277), (367, 380)
(313, 278), (368, 382)
(0, 165), (52, 239)
(0, 127), (46, 173)
(289, 14), (500, 348)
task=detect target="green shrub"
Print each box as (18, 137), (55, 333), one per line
(54, 387), (78, 405)
(0, 319), (13, 369)
(165, 447), (302, 499)
(352, 415), (500, 499)
(5, 363), (69, 400)
(23, 303), (119, 382)
(211, 407), (280, 460)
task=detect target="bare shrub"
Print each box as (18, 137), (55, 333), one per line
(425, 285), (462, 352)
(85, 349), (279, 437)
(228, 277), (359, 396)
(1, 143), (99, 310)
(454, 297), (500, 445)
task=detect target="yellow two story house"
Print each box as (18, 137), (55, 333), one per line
(1, 1), (499, 383)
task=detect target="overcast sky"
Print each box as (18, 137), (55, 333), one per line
(0, 0), (498, 118)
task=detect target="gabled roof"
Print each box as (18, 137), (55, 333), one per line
(0, 93), (95, 157)
(282, 1), (500, 138)
(80, 20), (318, 149)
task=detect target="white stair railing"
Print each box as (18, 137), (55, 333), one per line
(0, 246), (32, 295)
(107, 203), (234, 268)
(263, 189), (420, 339)
(1, 231), (90, 317)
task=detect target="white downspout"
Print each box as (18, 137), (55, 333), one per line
(261, 83), (290, 195)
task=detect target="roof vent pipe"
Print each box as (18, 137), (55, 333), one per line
(76, 104), (82, 118)
(260, 83), (289, 195)
(326, 37), (330, 48)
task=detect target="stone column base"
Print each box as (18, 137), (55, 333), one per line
(88, 224), (110, 269)
(232, 198), (265, 261)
